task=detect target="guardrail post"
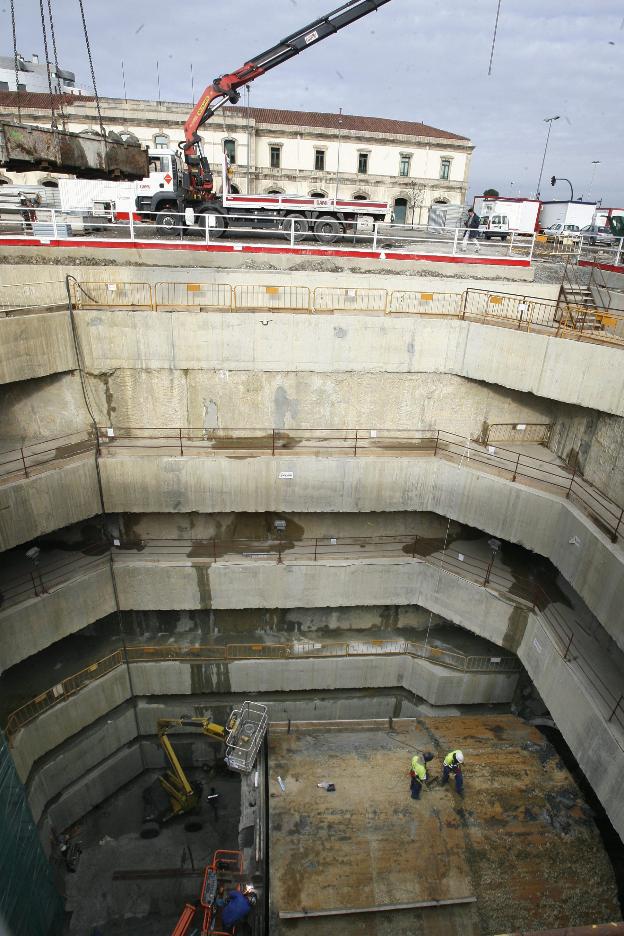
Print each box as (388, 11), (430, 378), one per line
(51, 208), (58, 240)
(213, 538), (217, 562)
(290, 217), (295, 249)
(434, 429), (439, 457)
(129, 211), (135, 242)
(529, 233), (536, 262)
(615, 238), (623, 267)
(566, 464), (577, 499)
(483, 554), (494, 587)
(314, 538), (318, 561)
(563, 632), (573, 661)
(21, 448), (28, 478)
(512, 453), (520, 482)
(373, 222), (378, 251)
(272, 428), (276, 456)
(354, 429), (358, 457)
(452, 228), (459, 256)
(611, 506), (624, 543)
(179, 428), (183, 456)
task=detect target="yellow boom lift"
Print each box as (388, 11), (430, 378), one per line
(141, 701), (268, 839)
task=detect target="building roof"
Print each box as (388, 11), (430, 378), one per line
(0, 91), (93, 110)
(223, 105), (469, 142)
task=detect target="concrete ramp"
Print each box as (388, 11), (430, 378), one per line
(0, 122), (149, 180)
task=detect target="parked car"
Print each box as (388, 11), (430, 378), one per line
(479, 214), (509, 240)
(542, 223), (581, 241)
(579, 224), (616, 247)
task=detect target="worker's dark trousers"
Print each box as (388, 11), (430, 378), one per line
(410, 776), (423, 799)
(442, 765), (463, 794)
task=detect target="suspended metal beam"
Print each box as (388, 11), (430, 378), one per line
(279, 895), (477, 919)
(0, 122), (149, 180)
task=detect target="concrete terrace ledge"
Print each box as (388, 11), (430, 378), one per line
(74, 309), (624, 416)
(0, 310), (76, 384)
(98, 456), (624, 651)
(10, 628), (624, 844)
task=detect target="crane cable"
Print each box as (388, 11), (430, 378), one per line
(9, 0), (22, 122)
(46, 0), (67, 130)
(76, 0), (106, 140)
(488, 0), (503, 76)
(37, 0), (58, 130)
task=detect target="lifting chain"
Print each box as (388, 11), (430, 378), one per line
(9, 0), (22, 122)
(76, 0), (106, 140)
(38, 0), (58, 129)
(46, 0), (67, 129)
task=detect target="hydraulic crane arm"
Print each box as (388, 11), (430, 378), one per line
(183, 0), (392, 152)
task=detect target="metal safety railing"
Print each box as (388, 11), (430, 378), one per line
(4, 637), (519, 740)
(2, 530), (622, 743)
(482, 423), (553, 445)
(3, 425), (623, 544)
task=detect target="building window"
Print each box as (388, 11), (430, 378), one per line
(399, 155), (411, 177)
(270, 146), (281, 169)
(229, 183), (240, 194)
(358, 152), (369, 175)
(309, 190), (327, 198)
(224, 139), (236, 164)
(352, 193), (368, 200)
(0, 81), (9, 91)
(153, 133), (169, 149)
(266, 188), (284, 195)
(439, 158), (451, 180)
(314, 149), (325, 171)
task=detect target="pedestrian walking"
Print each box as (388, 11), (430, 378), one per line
(461, 209), (481, 252)
(441, 749), (464, 795)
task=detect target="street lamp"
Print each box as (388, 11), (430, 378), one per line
(536, 116), (560, 199)
(588, 160), (600, 199)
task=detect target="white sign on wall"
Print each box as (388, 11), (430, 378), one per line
(278, 471), (294, 479)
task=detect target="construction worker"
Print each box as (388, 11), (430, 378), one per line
(221, 884), (257, 932)
(410, 751), (434, 800)
(442, 749), (464, 795)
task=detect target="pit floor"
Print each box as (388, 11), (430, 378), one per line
(268, 715), (621, 935)
(62, 767), (241, 935)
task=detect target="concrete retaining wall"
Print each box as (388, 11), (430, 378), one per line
(100, 456), (624, 651)
(549, 408), (624, 508)
(0, 457), (101, 550)
(0, 561), (116, 673)
(75, 308), (624, 415)
(0, 311), (76, 384)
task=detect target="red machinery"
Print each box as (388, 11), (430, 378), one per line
(170, 850), (247, 936)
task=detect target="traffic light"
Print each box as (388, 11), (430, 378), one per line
(550, 176), (557, 187)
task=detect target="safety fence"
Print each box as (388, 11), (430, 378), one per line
(0, 430), (95, 482)
(2, 533), (622, 742)
(5, 278), (624, 348)
(3, 425), (623, 544)
(4, 638), (519, 740)
(483, 423), (553, 445)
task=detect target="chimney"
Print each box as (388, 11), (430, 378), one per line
(32, 53), (39, 65)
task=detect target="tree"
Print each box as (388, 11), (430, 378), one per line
(483, 188), (499, 197)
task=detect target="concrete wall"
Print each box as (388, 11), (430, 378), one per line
(82, 369), (555, 439)
(99, 455), (624, 651)
(0, 311), (76, 385)
(0, 457), (101, 550)
(0, 561), (116, 673)
(0, 372), (91, 444)
(549, 409), (624, 507)
(75, 308), (624, 416)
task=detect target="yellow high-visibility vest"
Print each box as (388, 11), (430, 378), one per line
(411, 756), (427, 781)
(444, 750), (461, 767)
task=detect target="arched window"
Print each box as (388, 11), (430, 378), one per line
(309, 190), (327, 198)
(0, 174), (10, 186)
(266, 188), (284, 195)
(433, 197), (449, 205)
(153, 133), (169, 149)
(352, 193), (369, 201)
(223, 139), (236, 164)
(229, 183), (240, 194)
(39, 177), (59, 188)
(393, 197), (408, 224)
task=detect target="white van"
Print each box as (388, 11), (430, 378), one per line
(479, 214), (509, 240)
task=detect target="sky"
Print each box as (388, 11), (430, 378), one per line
(4, 0), (624, 205)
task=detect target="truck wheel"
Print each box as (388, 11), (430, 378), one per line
(501, 235), (508, 241)
(140, 821), (160, 839)
(314, 216), (343, 244)
(283, 214), (309, 242)
(184, 818), (203, 833)
(198, 210), (226, 239)
(156, 210), (181, 237)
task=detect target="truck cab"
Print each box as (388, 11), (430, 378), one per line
(480, 214), (509, 240)
(135, 148), (184, 217)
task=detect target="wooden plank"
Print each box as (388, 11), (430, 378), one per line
(279, 895), (477, 919)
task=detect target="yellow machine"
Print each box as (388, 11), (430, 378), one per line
(141, 702), (268, 839)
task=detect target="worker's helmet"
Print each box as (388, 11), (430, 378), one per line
(455, 751), (464, 763)
(423, 752), (434, 763)
(245, 888), (258, 907)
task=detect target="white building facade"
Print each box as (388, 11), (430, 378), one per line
(0, 92), (473, 223)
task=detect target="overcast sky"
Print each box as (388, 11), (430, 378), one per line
(5, 0), (624, 205)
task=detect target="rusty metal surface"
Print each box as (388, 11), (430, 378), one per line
(0, 122), (149, 180)
(268, 716), (621, 936)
